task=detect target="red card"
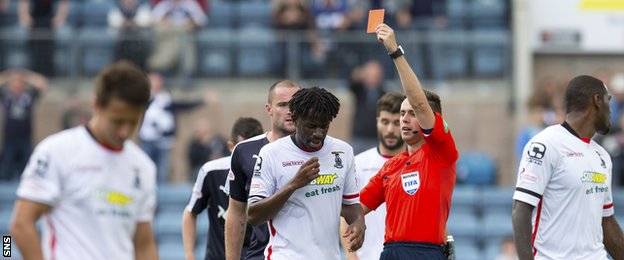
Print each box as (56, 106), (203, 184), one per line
(367, 9), (385, 33)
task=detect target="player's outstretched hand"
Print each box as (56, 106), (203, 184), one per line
(288, 157), (320, 190)
(343, 218), (365, 252)
(375, 24), (398, 53)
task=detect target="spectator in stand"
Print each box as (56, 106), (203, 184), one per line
(108, 0), (152, 70)
(187, 118), (229, 180)
(151, 0), (209, 13)
(308, 0), (353, 77)
(515, 94), (548, 162)
(0, 68), (47, 181)
(18, 0), (69, 77)
(349, 60), (386, 154)
(148, 0), (207, 88)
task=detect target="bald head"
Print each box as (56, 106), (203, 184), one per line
(268, 80), (301, 103)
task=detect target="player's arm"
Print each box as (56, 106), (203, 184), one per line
(339, 218), (359, 260)
(10, 199), (50, 260)
(602, 215), (624, 258)
(341, 203), (366, 252)
(182, 210), (197, 260)
(225, 198), (248, 260)
(512, 200), (535, 260)
(247, 157), (320, 226)
(133, 222), (158, 260)
(376, 23), (434, 130)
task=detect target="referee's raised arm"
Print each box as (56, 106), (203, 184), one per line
(375, 24), (435, 130)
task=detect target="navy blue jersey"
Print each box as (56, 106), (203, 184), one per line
(226, 134), (270, 260)
(187, 156), (252, 260)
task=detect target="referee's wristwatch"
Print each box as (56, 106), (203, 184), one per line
(388, 45), (404, 59)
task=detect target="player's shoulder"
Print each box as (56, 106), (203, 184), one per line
(528, 124), (565, 146)
(325, 136), (353, 153)
(199, 156), (231, 174)
(232, 133), (269, 155)
(124, 141), (157, 169)
(355, 147), (378, 160)
(35, 126), (88, 152)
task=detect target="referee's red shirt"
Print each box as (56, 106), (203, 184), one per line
(360, 113), (458, 244)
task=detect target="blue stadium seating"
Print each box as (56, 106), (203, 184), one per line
(480, 186), (514, 215)
(54, 26), (75, 76)
(447, 212), (479, 242)
(454, 242), (482, 260)
(78, 27), (115, 76)
(1, 26), (29, 69)
(158, 240), (186, 260)
(155, 212), (183, 243)
(236, 26), (276, 77)
(456, 152), (497, 185)
(197, 28), (234, 77)
(451, 185), (478, 215)
(157, 184), (192, 213)
(209, 1), (234, 29)
(80, 0), (114, 28)
(482, 212), (513, 242)
(238, 1), (271, 28)
(471, 30), (509, 77)
(428, 31), (469, 79)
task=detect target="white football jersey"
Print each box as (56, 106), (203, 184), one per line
(17, 126), (157, 260)
(513, 124), (614, 260)
(353, 147), (392, 260)
(249, 135), (359, 260)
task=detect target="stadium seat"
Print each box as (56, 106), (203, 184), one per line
(0, 182), (18, 211)
(446, 0), (466, 19)
(1, 25), (29, 69)
(427, 31), (469, 79)
(54, 26), (75, 76)
(456, 152), (497, 185)
(208, 1), (234, 28)
(447, 212), (479, 243)
(155, 212), (183, 243)
(480, 186), (514, 215)
(451, 185), (478, 216)
(468, 0), (507, 19)
(157, 183), (192, 213)
(236, 26), (277, 77)
(80, 0), (114, 28)
(78, 27), (115, 76)
(197, 28), (234, 77)
(238, 1), (271, 28)
(613, 190), (624, 217)
(471, 30), (509, 77)
(482, 212), (513, 242)
(453, 242), (482, 260)
(158, 240), (186, 260)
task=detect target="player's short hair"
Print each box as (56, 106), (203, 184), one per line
(377, 92), (403, 116)
(94, 60), (150, 108)
(289, 86), (340, 123)
(404, 90), (443, 115)
(565, 75), (607, 113)
(424, 89), (443, 115)
(231, 117), (264, 144)
(268, 79), (300, 103)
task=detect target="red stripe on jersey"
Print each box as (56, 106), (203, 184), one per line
(46, 217), (56, 260)
(268, 220), (276, 260)
(580, 137), (591, 144)
(604, 203), (614, 209)
(532, 199), (543, 256)
(343, 194), (359, 199)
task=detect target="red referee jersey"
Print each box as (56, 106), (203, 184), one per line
(360, 113), (458, 244)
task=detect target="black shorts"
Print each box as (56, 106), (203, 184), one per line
(380, 241), (445, 260)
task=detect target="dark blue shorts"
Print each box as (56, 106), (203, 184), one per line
(379, 241), (445, 260)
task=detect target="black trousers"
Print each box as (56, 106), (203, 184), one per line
(380, 241), (445, 260)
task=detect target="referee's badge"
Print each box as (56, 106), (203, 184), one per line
(401, 172), (420, 195)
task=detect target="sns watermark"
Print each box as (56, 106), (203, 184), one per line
(2, 236), (10, 257)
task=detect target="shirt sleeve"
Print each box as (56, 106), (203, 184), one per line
(359, 163), (388, 211)
(603, 157), (614, 217)
(137, 161), (157, 222)
(228, 146), (249, 202)
(421, 113), (458, 167)
(186, 166), (210, 215)
(342, 148), (359, 205)
(512, 137), (556, 207)
(248, 148), (276, 204)
(16, 140), (62, 206)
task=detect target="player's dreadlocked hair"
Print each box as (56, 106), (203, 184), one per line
(289, 86), (341, 123)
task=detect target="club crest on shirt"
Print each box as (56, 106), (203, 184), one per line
(401, 171), (420, 195)
(332, 151), (344, 169)
(595, 151), (607, 169)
